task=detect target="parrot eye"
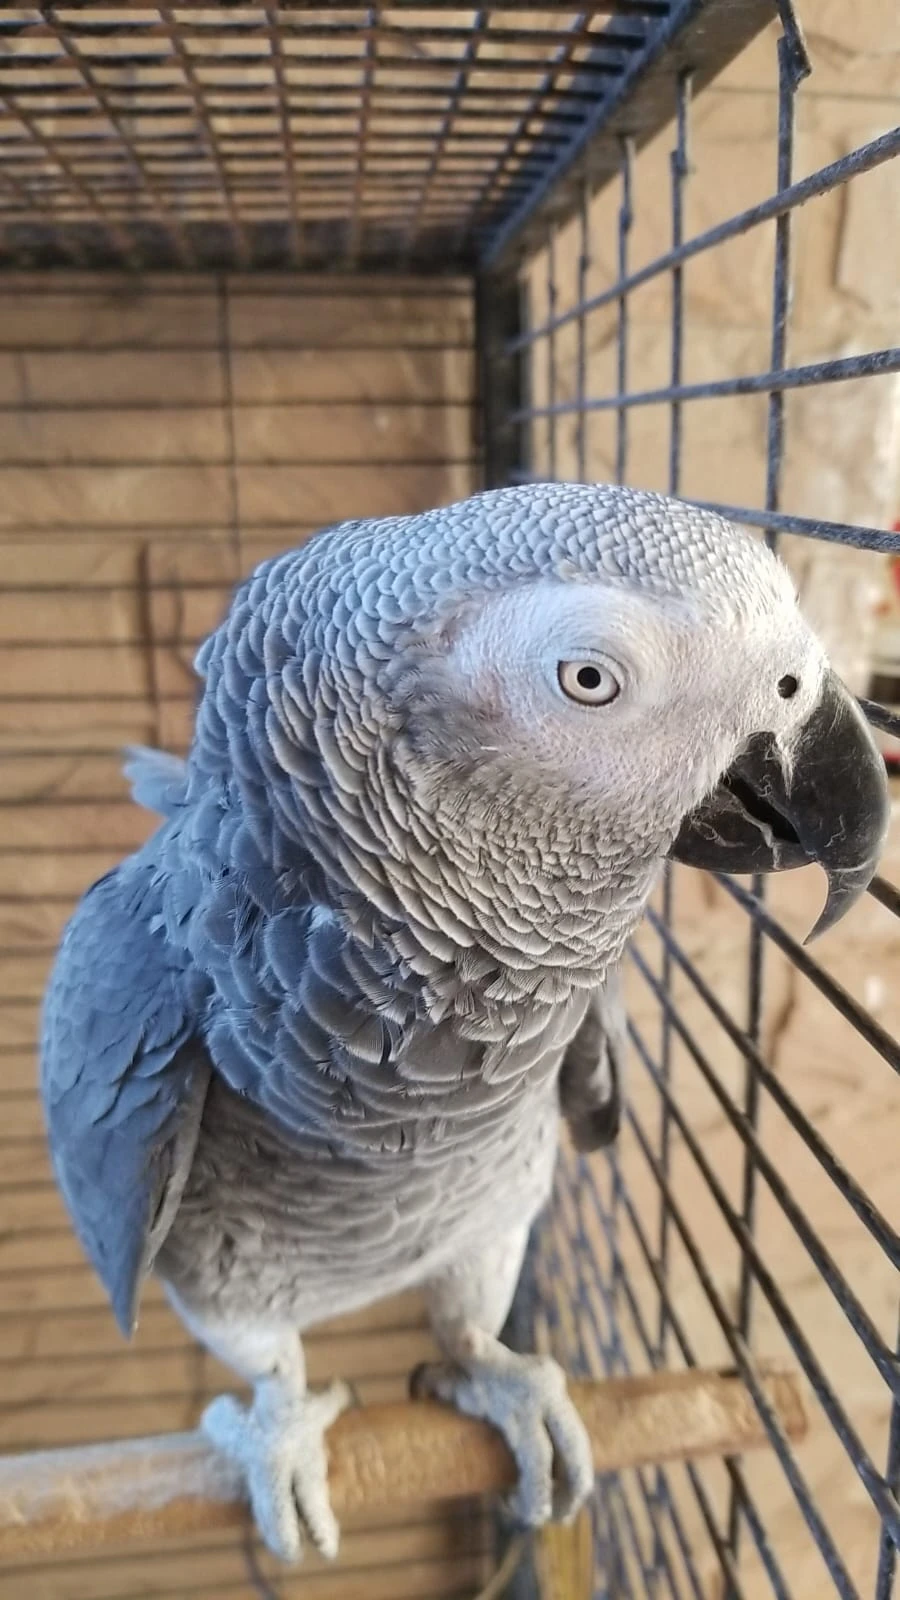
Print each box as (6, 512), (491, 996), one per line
(558, 661), (621, 706)
(778, 674), (799, 699)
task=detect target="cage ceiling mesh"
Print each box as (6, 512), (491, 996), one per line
(0, 1), (772, 272)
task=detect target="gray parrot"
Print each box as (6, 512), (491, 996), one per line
(41, 483), (888, 1562)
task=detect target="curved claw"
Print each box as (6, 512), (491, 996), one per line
(412, 1351), (594, 1527)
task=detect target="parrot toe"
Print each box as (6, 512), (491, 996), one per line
(411, 1349), (594, 1526)
(201, 1378), (352, 1563)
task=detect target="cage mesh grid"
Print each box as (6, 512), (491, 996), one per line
(490, 8), (900, 1598)
(0, 1), (775, 272)
(0, 3), (897, 1599)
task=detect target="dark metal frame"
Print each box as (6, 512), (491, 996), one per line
(0, 1), (772, 273)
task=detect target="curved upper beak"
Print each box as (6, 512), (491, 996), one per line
(668, 668), (890, 941)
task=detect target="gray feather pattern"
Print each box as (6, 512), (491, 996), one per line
(40, 484), (800, 1335)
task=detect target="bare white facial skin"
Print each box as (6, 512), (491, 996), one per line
(441, 576), (826, 825)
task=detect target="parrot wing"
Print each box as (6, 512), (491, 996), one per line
(558, 968), (626, 1151)
(40, 859), (210, 1335)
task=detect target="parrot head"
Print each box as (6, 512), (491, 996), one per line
(194, 483), (889, 980)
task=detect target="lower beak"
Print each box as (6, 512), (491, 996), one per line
(668, 668), (890, 941)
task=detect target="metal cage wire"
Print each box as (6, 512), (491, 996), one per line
(0, 1), (776, 272)
(0, 4), (897, 1599)
(489, 8), (900, 1599)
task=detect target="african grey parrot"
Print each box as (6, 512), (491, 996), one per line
(41, 483), (888, 1561)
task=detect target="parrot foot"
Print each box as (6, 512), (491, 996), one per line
(411, 1345), (593, 1526)
(201, 1377), (351, 1563)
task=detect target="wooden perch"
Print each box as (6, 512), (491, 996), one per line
(0, 1367), (804, 1560)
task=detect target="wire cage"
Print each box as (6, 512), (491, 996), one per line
(0, 4), (898, 1599)
(490, 10), (900, 1598)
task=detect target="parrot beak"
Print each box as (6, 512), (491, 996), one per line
(668, 668), (890, 941)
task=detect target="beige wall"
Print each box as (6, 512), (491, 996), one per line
(0, 275), (486, 1599)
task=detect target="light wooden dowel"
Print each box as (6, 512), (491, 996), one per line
(0, 1367), (804, 1559)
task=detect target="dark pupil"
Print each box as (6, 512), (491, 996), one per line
(577, 665), (603, 691)
(778, 674), (799, 698)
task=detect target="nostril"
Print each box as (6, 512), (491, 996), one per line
(778, 674), (799, 699)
